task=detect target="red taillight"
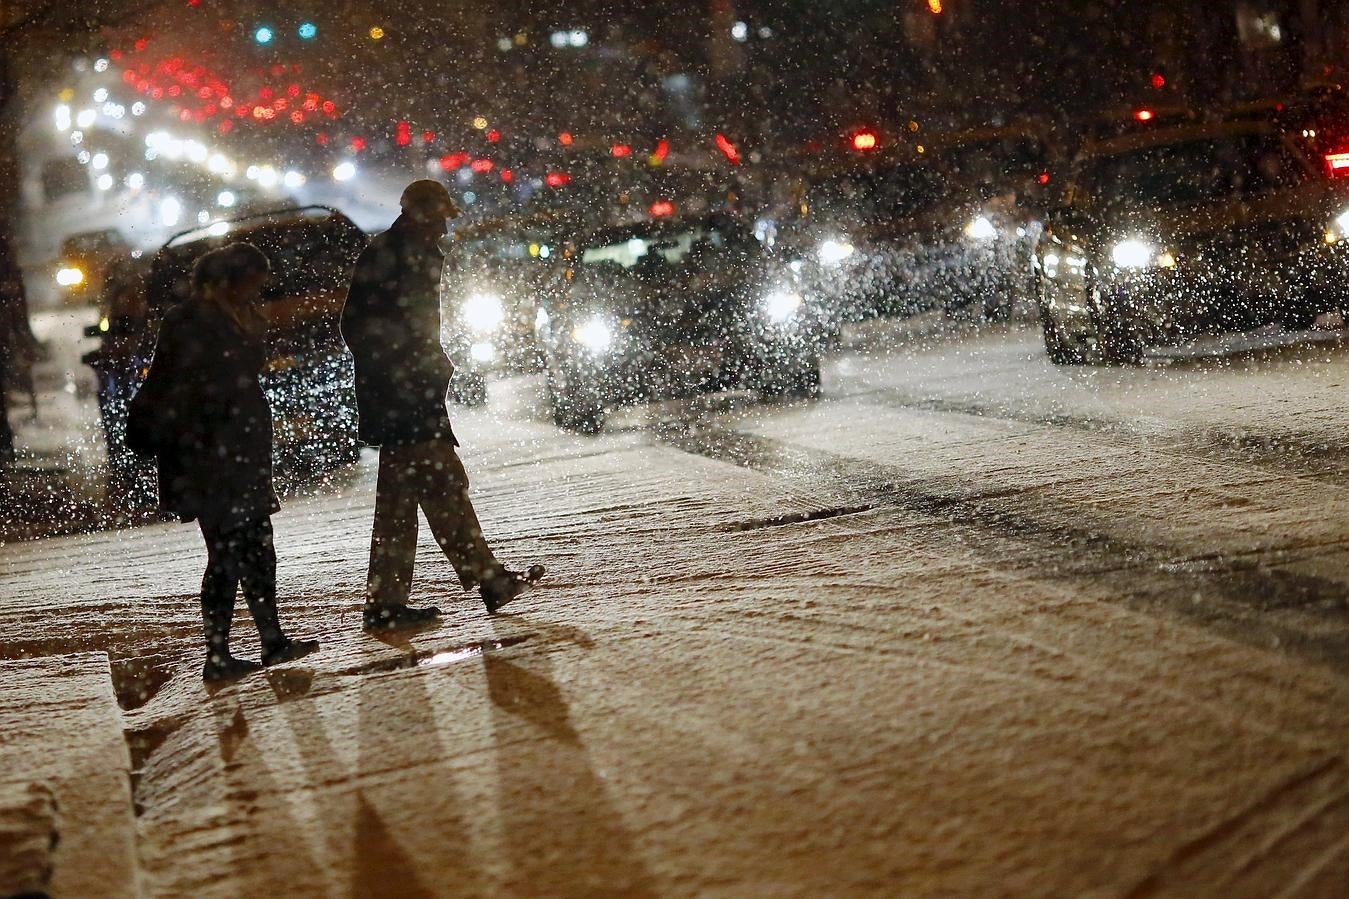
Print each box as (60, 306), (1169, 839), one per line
(611, 143), (632, 158)
(715, 133), (741, 165)
(1133, 109), (1155, 122)
(648, 199), (675, 218)
(1325, 152), (1349, 176)
(545, 172), (571, 187)
(1037, 171), (1051, 185)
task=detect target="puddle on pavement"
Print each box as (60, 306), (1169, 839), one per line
(111, 655), (180, 711)
(340, 634), (535, 676)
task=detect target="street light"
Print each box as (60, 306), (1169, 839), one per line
(254, 26), (274, 44)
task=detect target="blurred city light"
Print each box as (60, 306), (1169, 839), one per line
(332, 161), (357, 181)
(160, 197), (182, 227)
(715, 133), (741, 165)
(298, 22), (317, 40)
(254, 26), (274, 45)
(852, 130), (878, 151)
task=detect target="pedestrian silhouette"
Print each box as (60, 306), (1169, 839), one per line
(341, 180), (544, 631)
(128, 243), (319, 681)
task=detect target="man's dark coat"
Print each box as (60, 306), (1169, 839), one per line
(339, 214), (457, 448)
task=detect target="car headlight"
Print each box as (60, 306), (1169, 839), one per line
(470, 341), (496, 363)
(55, 266), (85, 287)
(964, 215), (997, 240)
(1325, 209), (1349, 243)
(461, 292), (505, 334)
(1110, 239), (1176, 270)
(818, 238), (855, 266)
(571, 316), (612, 353)
(763, 290), (803, 323)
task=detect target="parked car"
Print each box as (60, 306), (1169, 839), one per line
(134, 206), (364, 477)
(538, 214), (825, 432)
(1034, 120), (1349, 364)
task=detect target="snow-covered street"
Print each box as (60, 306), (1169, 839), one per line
(3, 319), (1349, 897)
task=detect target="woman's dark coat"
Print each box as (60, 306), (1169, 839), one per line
(340, 214), (457, 447)
(128, 298), (278, 530)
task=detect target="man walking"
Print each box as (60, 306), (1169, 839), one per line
(342, 180), (542, 630)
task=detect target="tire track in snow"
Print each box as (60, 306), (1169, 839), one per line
(1121, 756), (1349, 899)
(840, 384), (1349, 487)
(655, 423), (1349, 673)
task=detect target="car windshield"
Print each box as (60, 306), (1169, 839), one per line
(1079, 133), (1310, 206)
(577, 226), (757, 270)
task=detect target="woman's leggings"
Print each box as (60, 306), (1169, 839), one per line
(199, 516), (284, 660)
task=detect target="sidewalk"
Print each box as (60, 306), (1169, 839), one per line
(1, 307), (123, 542)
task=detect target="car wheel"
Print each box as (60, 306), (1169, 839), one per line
(762, 356), (821, 398)
(450, 372), (488, 407)
(1038, 301), (1085, 365)
(1087, 282), (1147, 365)
(548, 364), (604, 433)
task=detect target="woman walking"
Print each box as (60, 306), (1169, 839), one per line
(130, 243), (318, 681)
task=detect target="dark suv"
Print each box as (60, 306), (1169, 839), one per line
(537, 215), (825, 432)
(138, 207), (365, 478)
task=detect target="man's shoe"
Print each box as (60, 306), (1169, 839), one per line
(363, 603), (442, 631)
(203, 654), (263, 682)
(262, 638), (320, 667)
(481, 565), (545, 614)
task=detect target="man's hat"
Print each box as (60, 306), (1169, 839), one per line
(400, 179), (461, 218)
